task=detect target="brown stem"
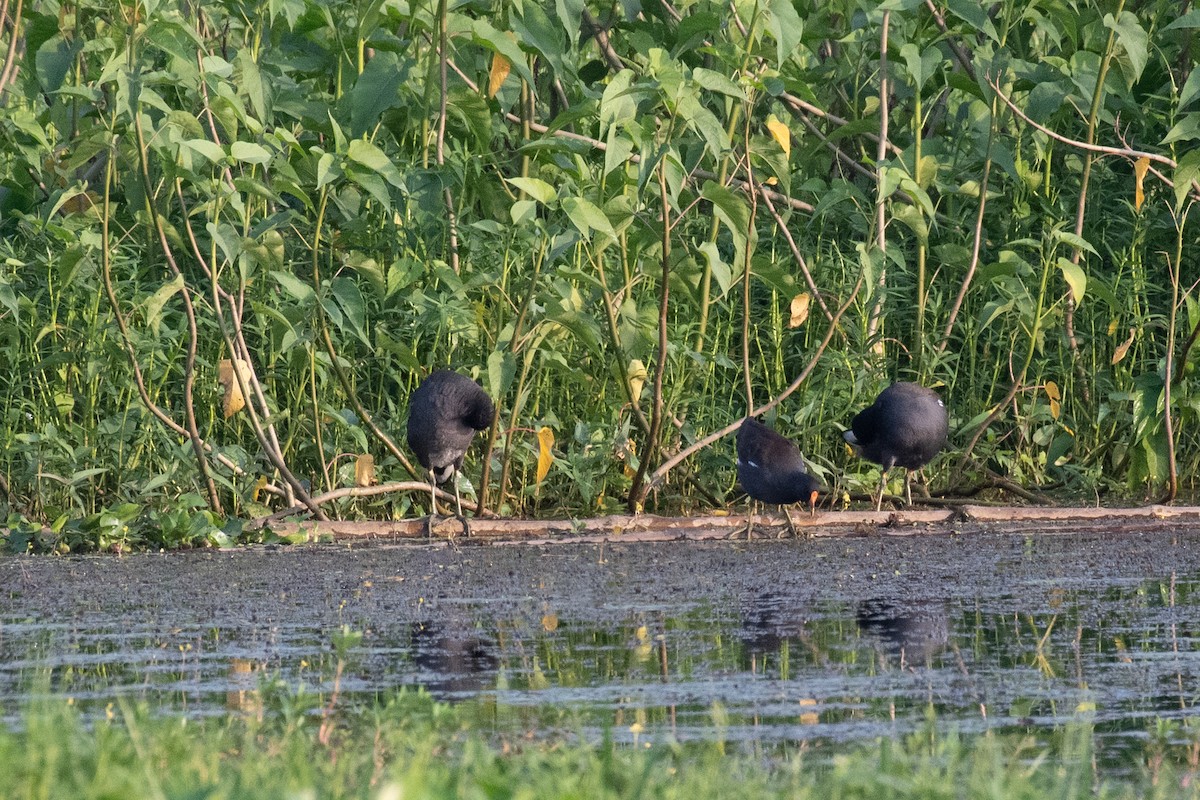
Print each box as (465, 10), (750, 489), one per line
(436, 0), (460, 273)
(309, 188), (420, 482)
(101, 138), (239, 504)
(646, 268), (866, 491)
(582, 8), (623, 72)
(628, 158), (673, 512)
(938, 100), (996, 351)
(757, 186), (832, 321)
(865, 11), (891, 350)
(0, 0), (22, 101)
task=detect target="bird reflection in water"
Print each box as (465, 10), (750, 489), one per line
(855, 598), (950, 670)
(738, 592), (813, 675)
(409, 620), (499, 700)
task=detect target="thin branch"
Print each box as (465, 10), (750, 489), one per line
(582, 8), (623, 72)
(757, 185), (833, 321)
(865, 11), (891, 348)
(0, 0), (23, 102)
(938, 99), (996, 351)
(628, 155), (674, 512)
(646, 267), (866, 492)
(436, 0), (460, 273)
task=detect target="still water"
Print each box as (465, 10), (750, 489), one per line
(1, 530), (1198, 758)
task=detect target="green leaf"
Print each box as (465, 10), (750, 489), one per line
(330, 277), (369, 346)
(697, 241), (733, 298)
(556, 0), (585, 48)
(181, 139), (226, 165)
(236, 49), (270, 123)
(349, 51), (406, 138)
(562, 196), (616, 238)
(346, 139), (405, 189)
(0, 278), (17, 321)
(1180, 67), (1200, 110)
(1104, 11), (1147, 86)
(487, 349), (517, 401)
(944, 0), (1000, 41)
(1162, 112), (1200, 145)
(230, 141), (272, 165)
(767, 0), (805, 64)
(468, 18), (535, 85)
(702, 181), (752, 271)
(691, 67), (745, 100)
(36, 35), (77, 94)
(512, 0), (569, 79)
(342, 252), (386, 297)
(1057, 257), (1087, 304)
(142, 274), (185, 337)
(506, 177), (557, 204)
(1175, 149), (1200, 210)
(271, 270), (315, 303)
(1052, 229), (1098, 257)
(1164, 9), (1200, 30)
(316, 151), (341, 188)
(511, 199), (537, 225)
(600, 69), (638, 136)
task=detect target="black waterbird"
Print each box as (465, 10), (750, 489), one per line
(406, 370), (495, 536)
(736, 416), (821, 538)
(843, 382), (947, 511)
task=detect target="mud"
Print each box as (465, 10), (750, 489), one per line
(2, 526), (1199, 760)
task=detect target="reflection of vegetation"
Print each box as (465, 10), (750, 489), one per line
(2, 689), (1199, 797)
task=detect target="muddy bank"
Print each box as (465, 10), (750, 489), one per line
(277, 504), (1200, 543)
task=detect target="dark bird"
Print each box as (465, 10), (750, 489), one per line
(843, 382), (947, 511)
(406, 370), (495, 536)
(736, 416), (821, 538)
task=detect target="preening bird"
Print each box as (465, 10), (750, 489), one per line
(736, 416), (821, 538)
(406, 370), (495, 536)
(843, 382), (947, 511)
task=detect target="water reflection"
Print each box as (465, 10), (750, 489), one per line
(2, 534), (1200, 767)
(855, 598), (949, 668)
(409, 621), (498, 699)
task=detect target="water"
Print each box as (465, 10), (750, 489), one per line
(1, 529), (1199, 761)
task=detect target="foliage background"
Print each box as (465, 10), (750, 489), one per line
(0, 0), (1197, 549)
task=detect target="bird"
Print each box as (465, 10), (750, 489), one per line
(735, 416), (821, 538)
(406, 370), (495, 536)
(843, 382), (948, 511)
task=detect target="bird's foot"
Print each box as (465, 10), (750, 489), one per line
(456, 514), (472, 538)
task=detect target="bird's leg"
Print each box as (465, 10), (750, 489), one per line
(904, 469), (913, 507)
(731, 500), (756, 540)
(874, 470), (887, 512)
(781, 505), (798, 539)
(426, 472), (439, 537)
(453, 472), (470, 537)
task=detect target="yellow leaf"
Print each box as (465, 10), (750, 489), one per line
(1045, 380), (1061, 419)
(1112, 326), (1136, 365)
(354, 454), (376, 487)
(765, 115), (791, 158)
(218, 358), (251, 418)
(535, 426), (555, 483)
(541, 613), (558, 632)
(488, 52), (511, 98)
(627, 359), (647, 404)
(1134, 156), (1150, 212)
(1107, 319), (1119, 336)
(788, 292), (811, 328)
(252, 475), (268, 504)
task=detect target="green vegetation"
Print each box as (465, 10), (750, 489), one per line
(1, 0), (1198, 547)
(0, 689), (1197, 799)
